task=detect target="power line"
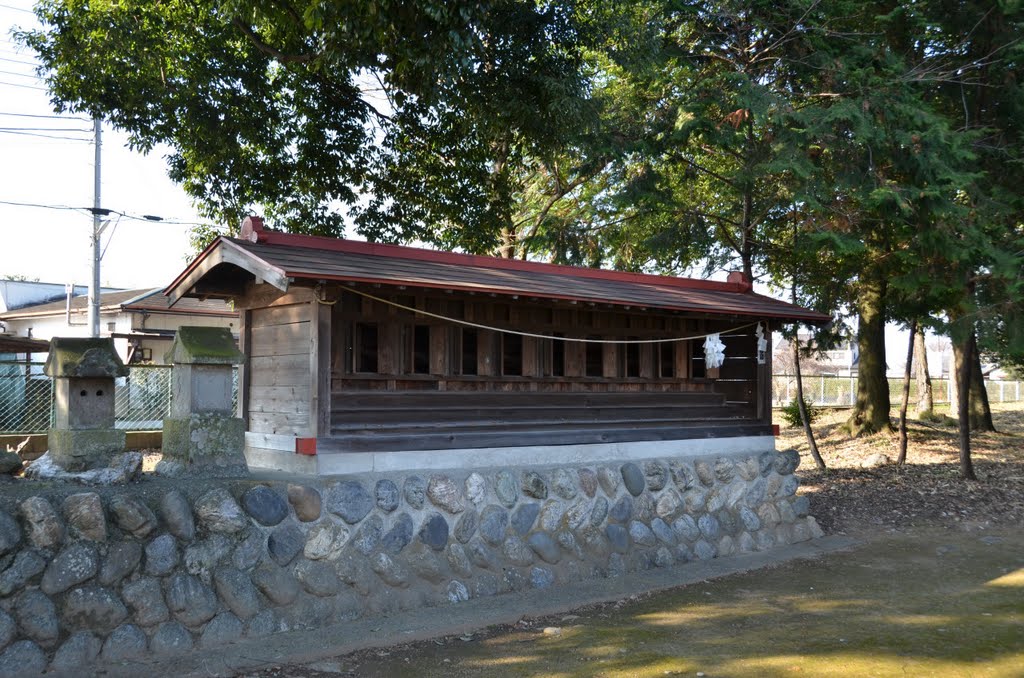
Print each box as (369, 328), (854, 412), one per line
(0, 111), (90, 121)
(0, 55), (39, 67)
(0, 126), (93, 132)
(0, 198), (210, 226)
(0, 199), (87, 212)
(0, 68), (40, 80)
(0, 129), (91, 141)
(0, 80), (47, 91)
(0, 3), (35, 14)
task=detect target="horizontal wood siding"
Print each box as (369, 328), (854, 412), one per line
(328, 389), (765, 452)
(248, 303), (313, 435)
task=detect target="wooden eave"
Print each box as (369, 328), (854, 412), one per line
(165, 238), (288, 306)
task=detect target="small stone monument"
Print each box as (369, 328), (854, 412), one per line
(161, 326), (247, 475)
(45, 337), (128, 470)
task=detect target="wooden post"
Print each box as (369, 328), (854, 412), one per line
(237, 307), (251, 426)
(757, 323), (771, 424)
(312, 297), (332, 437)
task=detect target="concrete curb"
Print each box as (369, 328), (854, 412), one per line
(93, 535), (858, 677)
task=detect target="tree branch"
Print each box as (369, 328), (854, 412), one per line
(232, 18), (319, 64)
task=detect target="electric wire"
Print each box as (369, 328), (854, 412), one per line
(0, 199), (209, 226)
(0, 126), (91, 132)
(0, 55), (38, 67)
(0, 111), (89, 121)
(0, 68), (37, 80)
(0, 129), (91, 141)
(0, 3), (35, 14)
(0, 80), (47, 91)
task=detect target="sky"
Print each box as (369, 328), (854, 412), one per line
(0, 0), (203, 291)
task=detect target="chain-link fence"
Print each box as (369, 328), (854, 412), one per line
(772, 374), (1022, 408)
(0, 363), (239, 434)
(0, 361), (52, 433)
(113, 365), (173, 431)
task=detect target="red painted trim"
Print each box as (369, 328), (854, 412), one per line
(251, 229), (746, 294)
(772, 424), (781, 436)
(295, 437), (317, 456)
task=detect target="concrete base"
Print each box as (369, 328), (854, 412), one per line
(162, 414), (247, 472)
(244, 434), (777, 476)
(46, 427), (126, 471)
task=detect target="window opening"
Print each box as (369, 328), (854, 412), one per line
(503, 333), (523, 376)
(551, 333), (565, 377)
(355, 323), (379, 373)
(585, 338), (602, 377)
(412, 325), (430, 374)
(461, 329), (478, 375)
(625, 339), (640, 377)
(660, 342), (676, 378)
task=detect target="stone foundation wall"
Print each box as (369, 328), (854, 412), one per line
(0, 448), (820, 676)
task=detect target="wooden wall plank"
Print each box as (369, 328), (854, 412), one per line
(249, 356), (309, 386)
(522, 336), (539, 377)
(477, 330), (498, 376)
(564, 341), (585, 377)
(639, 344), (655, 379)
(251, 303), (311, 328)
(429, 325), (448, 375)
(378, 322), (401, 375)
(250, 321), (311, 357)
(249, 412), (310, 435)
(602, 343), (618, 378)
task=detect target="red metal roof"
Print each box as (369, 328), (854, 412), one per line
(166, 223), (830, 324)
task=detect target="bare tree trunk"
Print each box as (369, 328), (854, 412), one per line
(847, 276), (892, 435)
(897, 320), (916, 465)
(793, 337), (826, 471)
(952, 333), (977, 480)
(913, 328), (933, 418)
(968, 334), (996, 432)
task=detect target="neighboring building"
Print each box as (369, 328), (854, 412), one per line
(165, 217), (828, 476)
(0, 279), (91, 315)
(0, 288), (238, 364)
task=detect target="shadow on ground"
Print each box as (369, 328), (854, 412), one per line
(277, 528), (1023, 678)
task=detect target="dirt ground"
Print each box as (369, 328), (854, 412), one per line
(232, 402), (1024, 678)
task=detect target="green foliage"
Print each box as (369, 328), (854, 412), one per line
(19, 0), (591, 243)
(781, 397), (820, 428)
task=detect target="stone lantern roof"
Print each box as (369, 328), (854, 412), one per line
(164, 326), (244, 365)
(44, 337), (128, 378)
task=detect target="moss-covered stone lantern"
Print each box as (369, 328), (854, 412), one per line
(161, 326), (246, 473)
(45, 337), (128, 470)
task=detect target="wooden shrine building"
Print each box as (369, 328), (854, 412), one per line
(164, 217), (829, 475)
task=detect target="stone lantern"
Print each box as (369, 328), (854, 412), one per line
(45, 337), (128, 470)
(161, 326), (246, 473)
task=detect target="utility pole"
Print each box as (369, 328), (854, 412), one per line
(88, 118), (102, 338)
